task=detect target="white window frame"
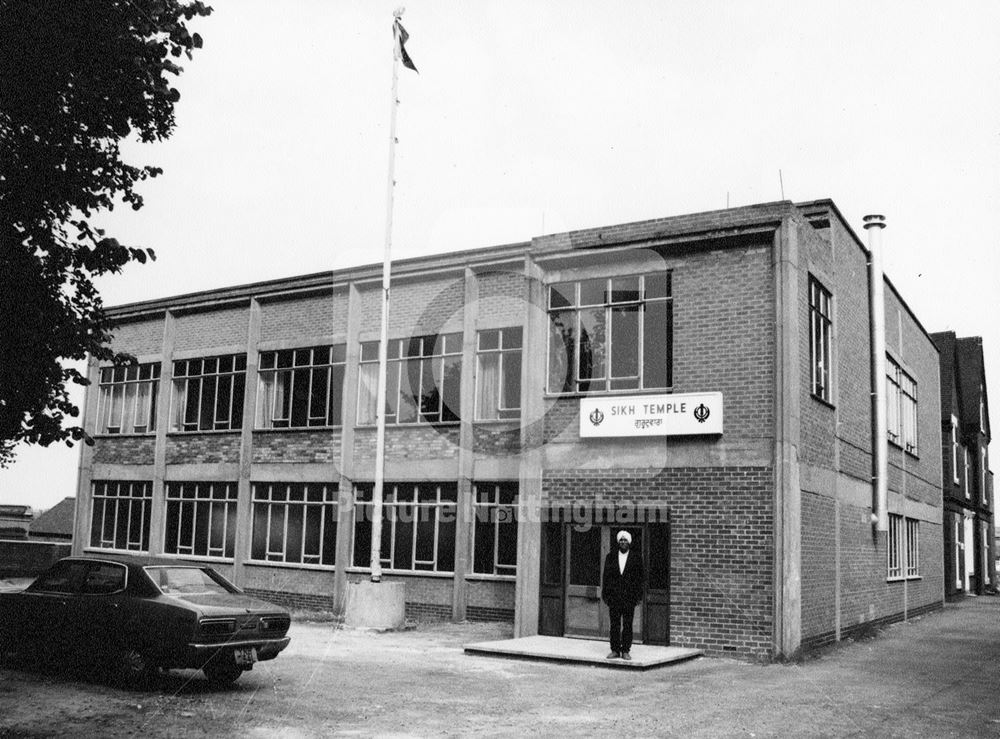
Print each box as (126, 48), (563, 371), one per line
(809, 276), (833, 403)
(171, 354), (247, 432)
(250, 482), (338, 566)
(982, 448), (988, 505)
(475, 328), (522, 421)
(96, 363), (160, 435)
(964, 445), (971, 499)
(887, 512), (920, 581)
(164, 482), (238, 560)
(256, 345), (346, 429)
(546, 272), (672, 395)
(471, 482), (518, 577)
(951, 415), (960, 483)
(89, 480), (152, 552)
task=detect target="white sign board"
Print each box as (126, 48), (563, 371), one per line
(579, 392), (723, 437)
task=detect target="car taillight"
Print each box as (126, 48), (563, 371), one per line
(259, 615), (290, 633)
(199, 618), (237, 635)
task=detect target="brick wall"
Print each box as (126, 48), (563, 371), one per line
(800, 491), (836, 640)
(166, 433), (242, 464)
(260, 292), (348, 343)
(174, 306), (249, 352)
(252, 430), (340, 464)
(544, 466), (774, 659)
(108, 317), (164, 357)
(473, 423), (522, 456)
(359, 277), (465, 336)
(93, 436), (156, 465)
(476, 270), (525, 327)
(353, 426), (461, 466)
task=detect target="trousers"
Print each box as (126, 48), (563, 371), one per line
(608, 602), (636, 653)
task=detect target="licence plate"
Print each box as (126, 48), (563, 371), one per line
(234, 647), (257, 666)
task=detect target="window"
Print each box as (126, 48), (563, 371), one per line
(251, 482), (338, 566)
(171, 354), (246, 431)
(982, 448), (988, 505)
(547, 272), (671, 394)
(887, 513), (919, 580)
(90, 480), (152, 552)
(809, 276), (833, 402)
(82, 562), (127, 594)
(472, 482), (518, 576)
(97, 363), (160, 434)
(257, 345), (346, 428)
(886, 357), (917, 454)
(964, 446), (971, 499)
(352, 483), (456, 572)
(951, 415), (960, 483)
(475, 328), (522, 420)
(357, 334), (462, 425)
(164, 482), (238, 559)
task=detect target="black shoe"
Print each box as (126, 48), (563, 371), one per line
(606, 651), (620, 659)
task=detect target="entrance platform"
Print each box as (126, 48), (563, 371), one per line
(463, 635), (703, 670)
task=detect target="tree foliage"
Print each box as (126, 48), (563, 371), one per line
(0, 0), (212, 466)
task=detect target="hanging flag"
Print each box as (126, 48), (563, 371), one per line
(394, 18), (418, 73)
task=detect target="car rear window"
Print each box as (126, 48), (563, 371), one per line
(145, 566), (235, 595)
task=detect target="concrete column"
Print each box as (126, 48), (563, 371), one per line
(514, 256), (545, 637)
(334, 283), (363, 616)
(148, 310), (177, 555)
(232, 298), (261, 586)
(772, 217), (802, 658)
(71, 355), (102, 555)
(452, 267), (479, 621)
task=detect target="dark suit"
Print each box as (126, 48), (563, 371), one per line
(601, 548), (645, 654)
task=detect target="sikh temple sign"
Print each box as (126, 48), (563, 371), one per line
(579, 392), (723, 438)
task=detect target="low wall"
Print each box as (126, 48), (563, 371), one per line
(0, 539), (72, 577)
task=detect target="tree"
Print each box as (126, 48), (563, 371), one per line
(0, 0), (212, 467)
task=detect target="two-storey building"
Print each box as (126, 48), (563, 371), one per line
(73, 199), (944, 658)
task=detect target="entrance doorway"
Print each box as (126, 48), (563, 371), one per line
(538, 517), (670, 645)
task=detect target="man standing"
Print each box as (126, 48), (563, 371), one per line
(602, 530), (645, 660)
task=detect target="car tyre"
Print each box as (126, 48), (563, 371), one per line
(203, 661), (243, 686)
(118, 648), (157, 687)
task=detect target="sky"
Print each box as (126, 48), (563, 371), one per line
(2, 0), (999, 511)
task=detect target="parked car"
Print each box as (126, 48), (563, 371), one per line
(0, 555), (291, 686)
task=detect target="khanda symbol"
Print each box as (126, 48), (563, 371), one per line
(589, 408), (605, 426)
(693, 403), (710, 423)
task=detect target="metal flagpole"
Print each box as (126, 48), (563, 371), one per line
(370, 8), (405, 582)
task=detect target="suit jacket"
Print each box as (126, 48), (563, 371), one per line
(601, 548), (645, 608)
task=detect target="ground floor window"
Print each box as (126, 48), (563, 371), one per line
(164, 482), (238, 559)
(472, 482), (518, 576)
(251, 482), (338, 566)
(90, 480), (152, 552)
(352, 482), (456, 572)
(888, 513), (919, 580)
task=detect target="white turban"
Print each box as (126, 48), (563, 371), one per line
(616, 530), (632, 543)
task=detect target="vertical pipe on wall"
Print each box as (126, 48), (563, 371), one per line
(865, 214), (889, 532)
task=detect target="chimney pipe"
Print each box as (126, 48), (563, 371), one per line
(865, 214), (889, 532)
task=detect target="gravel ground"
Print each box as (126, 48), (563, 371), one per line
(1, 596), (999, 737)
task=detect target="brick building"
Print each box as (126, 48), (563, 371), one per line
(930, 332), (993, 597)
(73, 199), (944, 659)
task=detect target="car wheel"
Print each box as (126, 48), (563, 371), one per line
(203, 660), (243, 686)
(118, 648), (156, 687)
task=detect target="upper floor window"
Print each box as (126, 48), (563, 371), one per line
(982, 448), (988, 505)
(964, 445), (971, 499)
(547, 272), (671, 394)
(357, 334), (462, 425)
(950, 415), (960, 483)
(171, 354), (246, 432)
(887, 357), (917, 454)
(97, 363), (160, 434)
(257, 345), (346, 429)
(476, 328), (522, 421)
(809, 276), (833, 403)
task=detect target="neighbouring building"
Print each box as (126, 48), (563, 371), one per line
(0, 505), (33, 539)
(930, 332), (993, 597)
(73, 199), (945, 659)
(29, 497), (77, 541)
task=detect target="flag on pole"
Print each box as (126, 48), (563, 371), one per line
(394, 18), (418, 73)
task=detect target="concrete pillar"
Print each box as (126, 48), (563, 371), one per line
(148, 310), (177, 556)
(452, 267), (479, 621)
(334, 283), (364, 616)
(232, 298), (261, 587)
(514, 256), (545, 637)
(71, 355), (102, 555)
(773, 217), (802, 658)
